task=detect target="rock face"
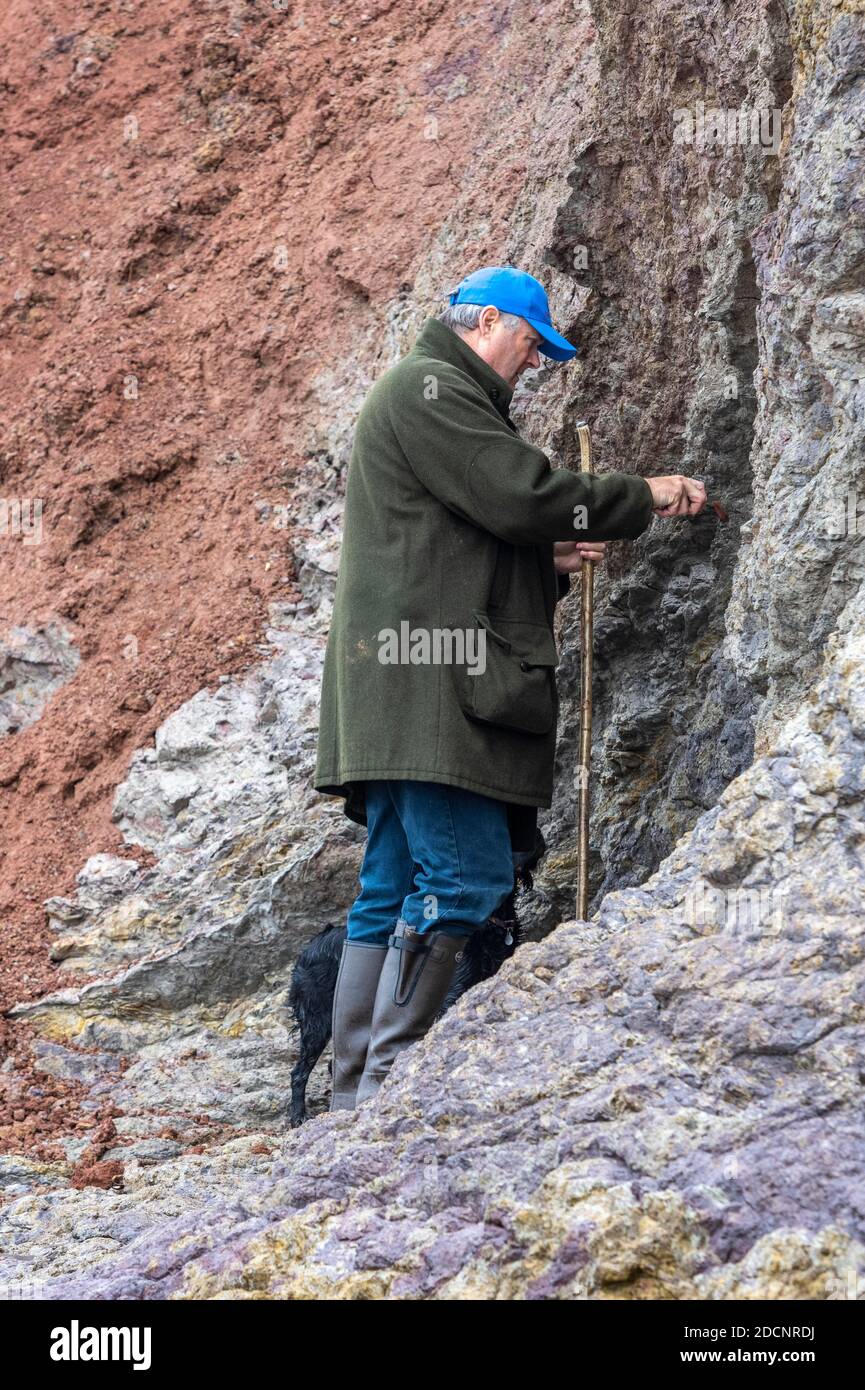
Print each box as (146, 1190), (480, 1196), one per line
(727, 6), (865, 751)
(539, 0), (792, 917)
(1, 0), (864, 1301)
(4, 604), (865, 1297)
(0, 624), (79, 738)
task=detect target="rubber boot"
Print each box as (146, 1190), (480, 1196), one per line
(356, 919), (467, 1103)
(329, 939), (388, 1111)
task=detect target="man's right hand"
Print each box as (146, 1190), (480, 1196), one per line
(645, 474), (707, 517)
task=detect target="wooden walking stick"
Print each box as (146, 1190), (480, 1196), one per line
(568, 435), (726, 920)
(575, 420), (594, 922)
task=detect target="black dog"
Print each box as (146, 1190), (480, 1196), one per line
(287, 828), (545, 1125)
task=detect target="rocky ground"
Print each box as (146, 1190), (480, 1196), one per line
(0, 0), (863, 1299)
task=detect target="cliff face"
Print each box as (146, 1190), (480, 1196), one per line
(1, 0), (864, 1299)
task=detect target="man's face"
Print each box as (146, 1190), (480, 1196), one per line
(467, 309), (544, 387)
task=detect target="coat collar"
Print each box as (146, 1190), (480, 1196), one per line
(411, 316), (515, 419)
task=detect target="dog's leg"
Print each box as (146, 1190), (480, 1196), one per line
(289, 1012), (331, 1126)
(286, 925), (344, 1125)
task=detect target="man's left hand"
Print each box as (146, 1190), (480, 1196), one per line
(553, 540), (607, 574)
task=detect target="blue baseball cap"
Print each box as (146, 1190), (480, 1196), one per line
(447, 265), (579, 361)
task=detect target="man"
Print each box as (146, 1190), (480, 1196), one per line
(314, 265), (706, 1110)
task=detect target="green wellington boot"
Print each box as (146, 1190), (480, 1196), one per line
(356, 919), (467, 1103)
(329, 939), (389, 1111)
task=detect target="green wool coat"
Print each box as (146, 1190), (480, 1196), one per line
(313, 316), (655, 850)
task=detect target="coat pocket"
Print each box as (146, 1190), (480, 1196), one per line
(453, 611), (559, 735)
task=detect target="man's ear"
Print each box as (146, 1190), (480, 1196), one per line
(478, 304), (499, 336)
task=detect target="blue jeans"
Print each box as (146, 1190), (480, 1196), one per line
(346, 780), (515, 944)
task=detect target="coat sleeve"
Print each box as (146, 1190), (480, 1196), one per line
(388, 369), (655, 545)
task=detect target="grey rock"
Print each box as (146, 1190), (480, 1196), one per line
(0, 622), (79, 738)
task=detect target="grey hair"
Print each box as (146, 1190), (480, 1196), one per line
(438, 302), (527, 336)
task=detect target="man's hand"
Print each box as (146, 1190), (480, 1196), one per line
(645, 474), (707, 517)
(554, 540), (607, 574)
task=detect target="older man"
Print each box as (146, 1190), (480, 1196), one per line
(314, 265), (706, 1109)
